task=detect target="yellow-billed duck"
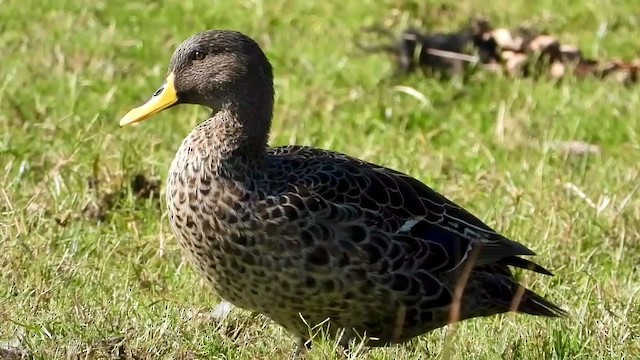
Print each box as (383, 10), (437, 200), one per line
(119, 30), (566, 352)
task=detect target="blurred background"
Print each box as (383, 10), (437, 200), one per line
(1, 0), (638, 359)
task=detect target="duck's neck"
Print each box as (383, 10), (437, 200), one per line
(221, 98), (271, 150)
(180, 106), (270, 177)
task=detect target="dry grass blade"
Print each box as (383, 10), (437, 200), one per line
(441, 246), (482, 360)
(391, 85), (431, 107)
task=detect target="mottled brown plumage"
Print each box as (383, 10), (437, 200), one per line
(120, 30), (566, 350)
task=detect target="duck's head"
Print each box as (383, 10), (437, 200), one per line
(119, 30), (274, 127)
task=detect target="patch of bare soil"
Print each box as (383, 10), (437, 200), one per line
(53, 172), (161, 226)
(81, 173), (161, 222)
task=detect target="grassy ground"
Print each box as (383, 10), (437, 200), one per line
(1, 0), (639, 359)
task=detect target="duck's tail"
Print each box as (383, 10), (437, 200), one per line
(516, 288), (568, 317)
(463, 272), (568, 319)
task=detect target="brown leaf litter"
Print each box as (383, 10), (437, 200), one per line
(357, 18), (639, 84)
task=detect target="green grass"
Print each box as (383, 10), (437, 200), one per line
(1, 0), (639, 359)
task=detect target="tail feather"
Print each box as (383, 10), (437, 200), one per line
(467, 272), (567, 319)
(500, 256), (554, 276)
(517, 289), (568, 317)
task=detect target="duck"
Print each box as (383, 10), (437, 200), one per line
(119, 30), (566, 352)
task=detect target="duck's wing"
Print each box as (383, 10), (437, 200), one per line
(267, 145), (552, 276)
(260, 146), (566, 324)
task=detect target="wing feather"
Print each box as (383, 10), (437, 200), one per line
(267, 145), (545, 277)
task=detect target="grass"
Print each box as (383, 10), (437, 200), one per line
(1, 0), (639, 358)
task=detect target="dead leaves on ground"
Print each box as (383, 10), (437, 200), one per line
(358, 18), (639, 84)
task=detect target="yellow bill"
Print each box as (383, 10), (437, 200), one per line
(119, 72), (179, 127)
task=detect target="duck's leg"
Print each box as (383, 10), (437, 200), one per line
(341, 338), (371, 359)
(210, 300), (235, 322)
(343, 345), (370, 359)
(291, 337), (311, 360)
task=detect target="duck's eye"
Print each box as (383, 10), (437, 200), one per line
(192, 50), (206, 61)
